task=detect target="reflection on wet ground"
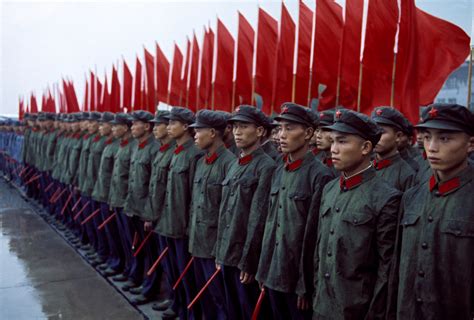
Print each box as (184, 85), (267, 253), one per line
(0, 180), (143, 320)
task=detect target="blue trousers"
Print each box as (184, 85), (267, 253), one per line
(98, 202), (123, 271)
(267, 288), (312, 320)
(115, 208), (133, 278)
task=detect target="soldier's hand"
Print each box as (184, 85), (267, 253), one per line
(215, 262), (221, 270)
(144, 221), (153, 232)
(297, 296), (310, 310)
(239, 271), (254, 284)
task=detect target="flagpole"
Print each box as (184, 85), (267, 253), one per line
(390, 52), (397, 108)
(211, 82), (215, 110)
(467, 46), (473, 110)
(231, 80), (236, 111)
(251, 76), (256, 106)
(291, 74), (296, 103)
(357, 62), (363, 112)
(307, 70), (313, 107)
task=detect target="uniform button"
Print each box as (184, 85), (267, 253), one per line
(427, 215), (433, 222)
(279, 205), (282, 209)
(277, 223), (280, 227)
(418, 270), (425, 277)
(275, 242), (279, 246)
(455, 230), (462, 236)
(282, 187), (285, 190)
(324, 273), (330, 279)
(421, 242), (428, 249)
(201, 191), (204, 194)
(230, 193), (235, 196)
(335, 208), (340, 213)
(197, 205), (201, 209)
(330, 229), (334, 235)
(226, 224), (230, 228)
(353, 219), (358, 224)
(416, 298), (422, 304)
(327, 251), (332, 257)
(434, 191), (441, 197)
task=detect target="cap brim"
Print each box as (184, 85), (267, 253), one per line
(275, 114), (309, 126)
(228, 114), (256, 124)
(324, 122), (363, 136)
(372, 117), (403, 131)
(150, 119), (168, 124)
(415, 120), (465, 132)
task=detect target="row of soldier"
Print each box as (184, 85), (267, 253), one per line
(0, 102), (473, 320)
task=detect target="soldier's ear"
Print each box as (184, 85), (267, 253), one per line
(468, 135), (474, 153)
(361, 140), (373, 156)
(256, 125), (265, 138)
(304, 126), (314, 141)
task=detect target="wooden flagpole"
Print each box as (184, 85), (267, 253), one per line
(356, 62), (363, 112)
(231, 81), (236, 111)
(291, 74), (296, 103)
(467, 46), (473, 110)
(390, 52), (397, 108)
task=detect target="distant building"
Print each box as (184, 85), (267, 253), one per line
(435, 61), (473, 109)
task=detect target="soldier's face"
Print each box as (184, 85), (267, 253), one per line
(194, 128), (215, 150)
(153, 123), (168, 140)
(233, 121), (263, 149)
(71, 122), (80, 132)
(374, 125), (400, 156)
(99, 122), (112, 136)
(423, 129), (473, 175)
(271, 127), (281, 146)
(330, 132), (372, 172)
(80, 120), (89, 131)
(278, 121), (312, 154)
(397, 133), (410, 150)
(416, 131), (424, 148)
(88, 121), (99, 134)
(316, 127), (332, 150)
(112, 124), (128, 139)
(131, 120), (149, 139)
(167, 120), (188, 139)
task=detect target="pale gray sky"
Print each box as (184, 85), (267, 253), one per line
(1, 0), (472, 116)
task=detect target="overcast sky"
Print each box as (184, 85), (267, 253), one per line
(1, 0), (472, 116)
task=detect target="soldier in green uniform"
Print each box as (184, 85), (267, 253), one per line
(218, 111), (240, 156)
(313, 109), (401, 319)
(256, 103), (333, 320)
(260, 117), (281, 161)
(371, 107), (416, 191)
(187, 110), (236, 319)
(314, 110), (338, 176)
(154, 107), (203, 320)
(395, 104), (474, 319)
(214, 105), (276, 319)
(397, 121), (422, 173)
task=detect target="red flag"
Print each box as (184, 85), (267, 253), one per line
(272, 3), (296, 109)
(144, 48), (156, 112)
(83, 80), (89, 111)
(198, 27), (214, 109)
(63, 81), (80, 113)
(235, 12), (254, 106)
(96, 78), (103, 112)
(42, 90), (56, 113)
(101, 75), (111, 112)
(133, 57), (143, 110)
(123, 61), (133, 110)
(111, 66), (121, 113)
(90, 72), (96, 112)
(311, 0), (344, 109)
(186, 34), (200, 111)
(30, 94), (39, 113)
(19, 98), (25, 120)
(213, 19), (235, 111)
(156, 43), (170, 103)
(168, 44), (184, 106)
(255, 8), (278, 114)
(181, 38), (191, 106)
(294, 0), (313, 106)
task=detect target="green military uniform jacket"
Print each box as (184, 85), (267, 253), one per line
(109, 137), (136, 209)
(399, 147), (419, 172)
(155, 138), (203, 238)
(64, 132), (83, 185)
(43, 129), (58, 173)
(214, 147), (276, 274)
(261, 140), (280, 162)
(396, 166), (474, 319)
(92, 137), (119, 203)
(256, 152), (333, 297)
(373, 153), (416, 192)
(124, 135), (159, 218)
(82, 134), (107, 196)
(314, 167), (401, 319)
(188, 145), (235, 258)
(77, 133), (93, 191)
(225, 141), (240, 157)
(51, 132), (66, 180)
(36, 130), (47, 172)
(21, 127), (31, 164)
(314, 149), (338, 177)
(58, 133), (74, 184)
(142, 140), (176, 221)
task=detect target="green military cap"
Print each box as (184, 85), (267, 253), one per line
(415, 103), (474, 136)
(110, 112), (132, 125)
(275, 102), (319, 128)
(88, 112), (102, 121)
(150, 110), (171, 124)
(167, 107), (195, 124)
(318, 109), (336, 127)
(43, 112), (56, 121)
(325, 109), (382, 147)
(131, 110), (154, 122)
(229, 105), (267, 127)
(98, 111), (115, 122)
(70, 112), (83, 122)
(80, 112), (90, 120)
(371, 106), (407, 132)
(190, 110), (227, 129)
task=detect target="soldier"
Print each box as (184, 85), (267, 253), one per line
(396, 104), (474, 319)
(187, 110), (236, 319)
(256, 103), (333, 320)
(313, 109), (401, 319)
(154, 107), (203, 320)
(218, 111), (240, 156)
(214, 105), (276, 319)
(371, 107), (416, 191)
(314, 109), (338, 176)
(260, 117), (281, 161)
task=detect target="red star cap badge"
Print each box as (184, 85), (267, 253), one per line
(335, 110), (342, 119)
(428, 107), (438, 118)
(319, 112), (324, 118)
(282, 107), (289, 114)
(376, 109), (383, 116)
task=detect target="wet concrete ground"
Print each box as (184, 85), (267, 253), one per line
(0, 179), (144, 320)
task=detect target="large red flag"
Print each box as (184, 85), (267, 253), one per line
(96, 78), (103, 112)
(186, 34), (200, 111)
(235, 12), (254, 106)
(255, 8), (278, 114)
(272, 3), (296, 109)
(89, 72), (96, 112)
(144, 48), (156, 112)
(30, 94), (38, 113)
(294, 0), (313, 106)
(123, 61), (133, 110)
(83, 80), (89, 112)
(101, 76), (110, 112)
(168, 44), (184, 106)
(181, 38), (191, 106)
(156, 43), (170, 103)
(198, 27), (214, 109)
(19, 98), (25, 120)
(63, 80), (80, 113)
(133, 57), (143, 110)
(213, 19), (235, 111)
(111, 66), (121, 113)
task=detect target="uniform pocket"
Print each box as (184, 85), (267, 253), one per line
(342, 212), (373, 227)
(441, 219), (474, 238)
(289, 192), (311, 216)
(400, 213), (420, 228)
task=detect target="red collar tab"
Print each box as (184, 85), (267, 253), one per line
(92, 134), (101, 142)
(206, 152), (218, 165)
(105, 137), (113, 145)
(239, 154), (253, 166)
(323, 156), (333, 167)
(429, 175), (461, 196)
(373, 158), (392, 170)
(312, 147), (320, 156)
(83, 134), (90, 140)
(285, 158), (303, 172)
(73, 133), (81, 139)
(160, 143), (170, 152)
(174, 144), (185, 154)
(120, 138), (129, 148)
(138, 139), (148, 149)
(428, 108), (438, 118)
(422, 150), (427, 160)
(340, 174), (363, 191)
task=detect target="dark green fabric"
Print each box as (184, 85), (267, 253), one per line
(124, 136), (160, 218)
(58, 134), (74, 184)
(21, 127), (31, 164)
(77, 134), (94, 191)
(313, 167), (401, 319)
(374, 153), (416, 191)
(214, 147), (276, 274)
(44, 129), (58, 172)
(399, 148), (419, 172)
(51, 133), (66, 180)
(142, 140), (176, 221)
(396, 166), (474, 320)
(261, 140), (280, 162)
(188, 145), (235, 258)
(256, 152), (333, 297)
(92, 138), (120, 203)
(109, 138), (136, 208)
(65, 134), (84, 185)
(82, 135), (107, 196)
(155, 138), (203, 238)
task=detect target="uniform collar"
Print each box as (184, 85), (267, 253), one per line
(284, 152), (313, 172)
(92, 133), (101, 142)
(312, 147), (320, 156)
(105, 137), (114, 145)
(238, 147), (263, 166)
(428, 166), (473, 197)
(205, 144), (227, 165)
(340, 165), (375, 191)
(373, 153), (401, 170)
(174, 138), (194, 155)
(138, 135), (154, 149)
(120, 138), (129, 148)
(322, 151), (333, 167)
(83, 133), (90, 140)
